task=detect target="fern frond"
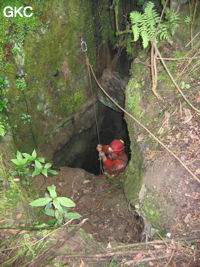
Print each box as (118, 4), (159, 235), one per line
(141, 29), (149, 48)
(131, 25), (140, 41)
(130, 11), (142, 25)
(158, 24), (170, 41)
(129, 1), (180, 49)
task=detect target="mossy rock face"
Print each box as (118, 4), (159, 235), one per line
(123, 54), (171, 232)
(2, 0), (96, 152)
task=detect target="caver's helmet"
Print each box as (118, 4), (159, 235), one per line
(109, 139), (125, 154)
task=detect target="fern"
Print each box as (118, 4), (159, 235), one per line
(130, 2), (180, 48)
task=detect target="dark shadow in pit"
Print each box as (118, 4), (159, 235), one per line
(53, 102), (130, 175)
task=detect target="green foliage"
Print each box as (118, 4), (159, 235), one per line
(0, 0), (43, 70)
(0, 76), (9, 136)
(16, 77), (27, 91)
(0, 123), (6, 136)
(130, 2), (180, 48)
(11, 150), (58, 178)
(181, 81), (191, 89)
(20, 113), (31, 124)
(30, 184), (81, 225)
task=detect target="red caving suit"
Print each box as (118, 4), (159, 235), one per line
(101, 145), (128, 176)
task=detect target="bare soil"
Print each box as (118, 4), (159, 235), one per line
(33, 167), (144, 244)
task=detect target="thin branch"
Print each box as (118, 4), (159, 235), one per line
(185, 31), (200, 48)
(155, 46), (200, 113)
(125, 254), (171, 265)
(156, 56), (200, 60)
(151, 40), (163, 100)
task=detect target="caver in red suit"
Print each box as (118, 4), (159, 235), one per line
(96, 139), (128, 176)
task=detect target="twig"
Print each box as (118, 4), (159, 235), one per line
(151, 40), (162, 100)
(62, 250), (142, 259)
(155, 46), (200, 113)
(125, 254), (171, 265)
(165, 249), (175, 267)
(178, 47), (200, 77)
(190, 0), (199, 47)
(156, 56), (200, 60)
(104, 236), (200, 252)
(0, 225), (58, 231)
(185, 31), (200, 48)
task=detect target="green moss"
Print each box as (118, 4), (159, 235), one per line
(142, 189), (166, 230)
(127, 78), (143, 116)
(124, 146), (144, 203)
(59, 91), (86, 114)
(97, 0), (116, 44)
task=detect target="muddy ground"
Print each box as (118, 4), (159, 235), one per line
(33, 167), (144, 244)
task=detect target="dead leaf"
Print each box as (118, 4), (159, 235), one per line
(196, 91), (200, 103)
(158, 111), (171, 134)
(137, 134), (144, 142)
(132, 253), (144, 265)
(195, 168), (200, 175)
(183, 108), (193, 124)
(107, 242), (112, 249)
(16, 213), (22, 220)
(7, 229), (19, 235)
(79, 259), (85, 267)
(185, 192), (200, 200)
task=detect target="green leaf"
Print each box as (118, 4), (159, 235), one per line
(30, 197), (52, 207)
(42, 168), (48, 177)
(16, 151), (23, 161)
(55, 210), (60, 220)
(57, 197), (76, 208)
(149, 209), (155, 215)
(11, 158), (27, 167)
(47, 218), (57, 226)
(48, 170), (58, 176)
(0, 124), (6, 136)
(32, 149), (37, 159)
(38, 157), (45, 163)
(11, 158), (20, 165)
(32, 168), (41, 177)
(47, 185), (57, 198)
(34, 160), (42, 170)
(64, 212), (81, 219)
(44, 162), (52, 169)
(22, 153), (32, 160)
(44, 208), (55, 217)
(53, 198), (63, 212)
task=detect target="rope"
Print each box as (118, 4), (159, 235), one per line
(85, 59), (200, 184)
(81, 38), (103, 173)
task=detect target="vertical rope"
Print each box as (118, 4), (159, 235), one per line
(80, 38), (103, 173)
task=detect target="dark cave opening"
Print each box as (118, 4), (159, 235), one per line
(53, 102), (130, 175)
(82, 104), (131, 175)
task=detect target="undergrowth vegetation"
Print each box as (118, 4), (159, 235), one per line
(11, 150), (58, 180)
